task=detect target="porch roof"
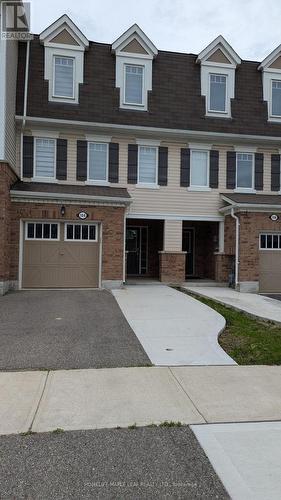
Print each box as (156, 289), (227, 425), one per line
(220, 192), (281, 212)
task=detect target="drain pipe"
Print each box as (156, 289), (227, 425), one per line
(231, 208), (240, 289)
(21, 40), (30, 176)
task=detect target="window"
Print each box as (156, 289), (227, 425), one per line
(34, 138), (56, 179)
(124, 65), (144, 105)
(88, 143), (108, 182)
(236, 153), (254, 189)
(260, 233), (281, 250)
(190, 150), (209, 187)
(271, 80), (281, 117)
(26, 223), (59, 240)
(54, 56), (74, 98)
(209, 74), (227, 112)
(138, 146), (157, 184)
(65, 224), (97, 241)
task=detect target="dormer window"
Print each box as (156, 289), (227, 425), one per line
(209, 74), (227, 113)
(53, 56), (74, 99)
(271, 80), (281, 117)
(124, 65), (144, 105)
(112, 24), (158, 111)
(258, 46), (281, 122)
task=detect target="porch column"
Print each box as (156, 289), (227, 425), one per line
(159, 220), (186, 283)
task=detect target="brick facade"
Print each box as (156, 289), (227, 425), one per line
(8, 202), (126, 286)
(0, 163), (18, 293)
(159, 251), (186, 283)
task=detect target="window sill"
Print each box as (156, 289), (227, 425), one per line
(234, 188), (256, 194)
(31, 178), (58, 183)
(85, 181), (110, 186)
(135, 183), (160, 190)
(187, 186), (211, 192)
(205, 113), (232, 120)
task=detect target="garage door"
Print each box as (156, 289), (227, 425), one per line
(259, 233), (281, 293)
(22, 222), (100, 288)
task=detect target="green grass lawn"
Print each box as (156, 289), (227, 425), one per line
(178, 288), (281, 365)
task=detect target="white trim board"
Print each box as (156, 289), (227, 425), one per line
(126, 213), (224, 221)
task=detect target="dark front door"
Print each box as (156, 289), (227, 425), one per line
(126, 226), (148, 276)
(183, 228), (195, 277)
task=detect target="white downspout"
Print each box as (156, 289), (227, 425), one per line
(231, 208), (240, 289)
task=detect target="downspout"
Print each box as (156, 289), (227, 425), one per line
(230, 208), (240, 289)
(21, 40), (30, 177)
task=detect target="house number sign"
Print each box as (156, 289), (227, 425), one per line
(270, 214), (279, 221)
(77, 211), (88, 220)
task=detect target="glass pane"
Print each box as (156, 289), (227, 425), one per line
(272, 81), (281, 116)
(74, 225), (81, 240)
(67, 224), (73, 240)
(35, 223), (42, 239)
(89, 225), (96, 240)
(125, 65), (143, 104)
(237, 153), (253, 188)
(273, 235), (279, 248)
(27, 223), (34, 239)
(190, 150), (208, 186)
(51, 224), (58, 239)
(260, 234), (266, 249)
(35, 138), (55, 178)
(54, 57), (74, 98)
(82, 225), (89, 240)
(139, 146), (157, 184)
(43, 224), (50, 239)
(267, 235), (273, 248)
(210, 74), (226, 112)
(88, 143), (107, 181)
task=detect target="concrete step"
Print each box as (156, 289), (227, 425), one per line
(185, 281), (228, 288)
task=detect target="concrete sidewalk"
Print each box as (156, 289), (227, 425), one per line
(1, 366), (281, 435)
(184, 285), (281, 323)
(113, 285), (235, 365)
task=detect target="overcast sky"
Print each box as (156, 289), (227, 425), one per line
(30, 0), (281, 61)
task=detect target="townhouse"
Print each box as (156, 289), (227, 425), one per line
(1, 14), (281, 295)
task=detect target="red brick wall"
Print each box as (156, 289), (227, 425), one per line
(0, 163), (18, 281)
(159, 252), (186, 283)
(10, 202), (126, 282)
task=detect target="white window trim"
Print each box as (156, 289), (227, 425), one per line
(188, 149), (210, 190)
(123, 64), (145, 107)
(270, 78), (281, 119)
(52, 55), (75, 100)
(259, 233), (281, 250)
(25, 222), (60, 241)
(201, 64), (234, 118)
(235, 152), (255, 192)
(208, 73), (228, 114)
(64, 223), (98, 242)
(86, 142), (109, 185)
(115, 54), (153, 111)
(137, 145), (159, 188)
(32, 137), (57, 182)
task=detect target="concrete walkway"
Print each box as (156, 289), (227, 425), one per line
(113, 285), (235, 365)
(184, 285), (281, 323)
(1, 366), (281, 435)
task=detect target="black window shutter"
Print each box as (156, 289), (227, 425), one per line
(271, 154), (280, 191)
(56, 139), (67, 180)
(209, 150), (219, 188)
(180, 148), (190, 187)
(254, 153), (263, 191)
(108, 143), (119, 183)
(22, 136), (34, 178)
(158, 147), (168, 186)
(128, 144), (138, 184)
(226, 151), (236, 189)
(76, 140), (87, 181)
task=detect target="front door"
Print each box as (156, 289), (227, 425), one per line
(126, 226), (148, 276)
(183, 228), (195, 277)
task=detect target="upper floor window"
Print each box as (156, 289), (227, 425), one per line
(209, 74), (227, 113)
(190, 150), (209, 188)
(236, 153), (254, 189)
(125, 65), (144, 105)
(53, 56), (74, 99)
(271, 80), (281, 117)
(34, 138), (56, 179)
(138, 146), (158, 185)
(88, 142), (108, 183)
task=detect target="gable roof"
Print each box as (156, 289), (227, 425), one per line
(258, 43), (281, 70)
(39, 14), (89, 49)
(112, 23), (158, 57)
(196, 35), (241, 66)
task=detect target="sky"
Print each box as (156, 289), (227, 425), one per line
(29, 0), (281, 62)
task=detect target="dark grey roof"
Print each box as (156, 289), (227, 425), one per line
(221, 193), (281, 205)
(16, 37), (281, 138)
(11, 181), (131, 199)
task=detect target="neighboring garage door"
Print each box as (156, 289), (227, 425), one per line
(22, 222), (100, 288)
(259, 233), (281, 293)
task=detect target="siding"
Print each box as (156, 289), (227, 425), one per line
(164, 220), (183, 251)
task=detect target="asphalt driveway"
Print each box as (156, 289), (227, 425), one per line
(0, 290), (151, 370)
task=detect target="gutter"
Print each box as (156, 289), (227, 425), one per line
(230, 208), (240, 289)
(10, 189), (132, 205)
(220, 203), (281, 214)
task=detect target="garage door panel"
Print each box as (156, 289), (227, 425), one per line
(259, 252), (281, 293)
